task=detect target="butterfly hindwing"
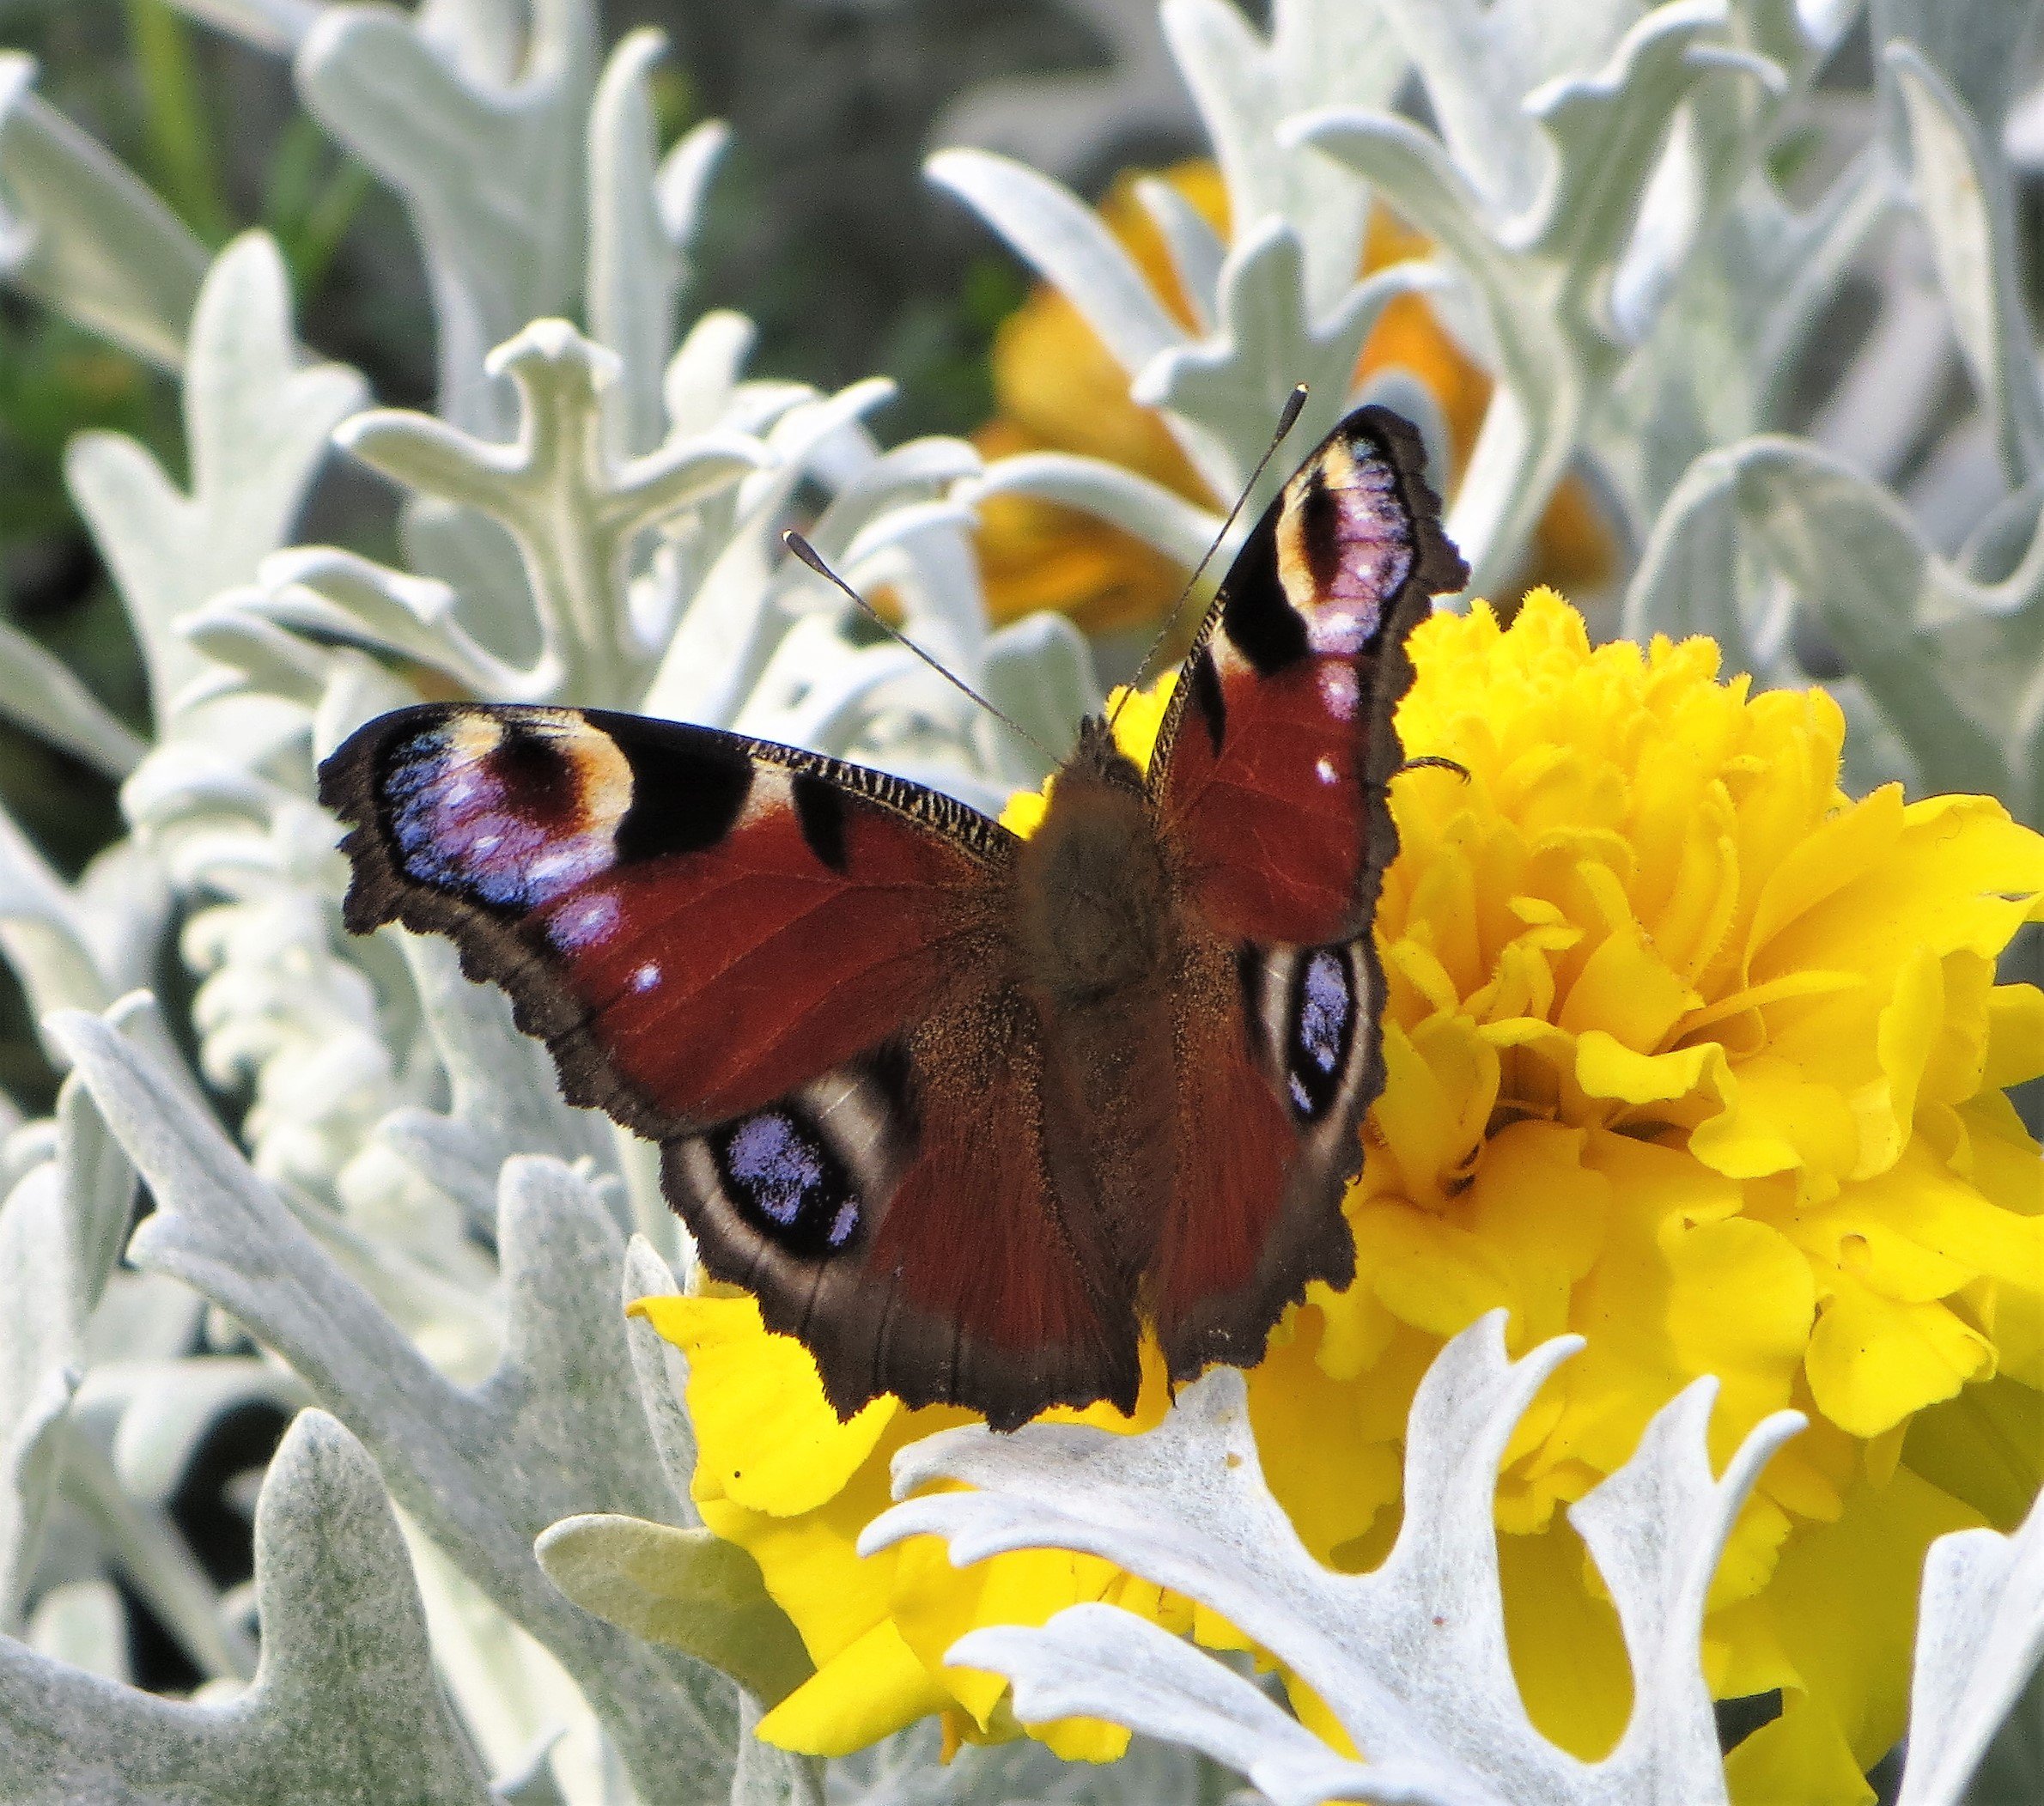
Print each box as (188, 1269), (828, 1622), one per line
(1149, 933), (1376, 1374)
(1145, 406), (1461, 1372)
(319, 702), (1141, 1428)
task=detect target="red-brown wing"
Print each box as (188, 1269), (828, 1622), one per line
(1148, 933), (1377, 1377)
(1143, 406), (1463, 1377)
(669, 990), (1141, 1430)
(1147, 404), (1464, 946)
(319, 702), (1139, 1428)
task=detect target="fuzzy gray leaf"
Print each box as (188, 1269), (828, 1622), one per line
(0, 55), (208, 368)
(1159, 0), (1401, 316)
(621, 1236), (699, 1515)
(956, 453), (1220, 573)
(370, 933), (617, 1234)
(536, 1514), (813, 1708)
(1621, 433), (2044, 818)
(734, 1696), (825, 1806)
(64, 233), (365, 724)
(1293, 3), (1779, 590)
(925, 149), (1186, 378)
(0, 1409), (492, 1806)
(1134, 227), (1442, 500)
(865, 1313), (1804, 1806)
(0, 1165), (86, 1629)
(1887, 42), (2044, 486)
(53, 1006), (741, 1805)
(0, 1053), (137, 1627)
(338, 319), (768, 704)
(296, 0), (598, 433)
(0, 613), (147, 781)
(587, 32), (721, 459)
(1895, 1482), (2044, 1806)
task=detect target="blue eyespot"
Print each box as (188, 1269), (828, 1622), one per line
(709, 1108), (861, 1257)
(1286, 947), (1354, 1122)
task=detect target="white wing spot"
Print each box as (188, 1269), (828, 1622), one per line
(1318, 664), (1360, 722)
(1316, 757), (1338, 786)
(631, 961), (662, 993)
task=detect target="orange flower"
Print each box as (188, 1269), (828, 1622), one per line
(972, 164), (1615, 632)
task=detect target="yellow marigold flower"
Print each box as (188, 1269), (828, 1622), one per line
(972, 167), (1615, 632)
(636, 593), (2044, 1803)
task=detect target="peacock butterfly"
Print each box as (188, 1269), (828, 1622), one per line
(319, 404), (1466, 1431)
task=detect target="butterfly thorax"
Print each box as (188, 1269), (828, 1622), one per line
(1014, 719), (1166, 1008)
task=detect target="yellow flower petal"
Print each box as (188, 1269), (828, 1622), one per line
(892, 1532), (1124, 1730)
(1662, 1216), (1816, 1454)
(1497, 1521), (1631, 1760)
(1982, 982), (2044, 1091)
(1900, 1372), (2044, 1531)
(1724, 1694), (1876, 1806)
(757, 1619), (952, 1755)
(1691, 1055), (1859, 1194)
(1246, 1308), (1402, 1564)
(1353, 1199), (1516, 1341)
(634, 1294), (897, 1514)
(1735, 1465), (1983, 1781)
(1805, 1279), (1995, 1438)
(1556, 921), (1698, 1050)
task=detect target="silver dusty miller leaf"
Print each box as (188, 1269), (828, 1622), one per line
(64, 231), (364, 729)
(0, 52), (208, 368)
(865, 1314), (1799, 1806)
(52, 1005), (743, 1806)
(0, 1409), (493, 1806)
(867, 1310), (2044, 1806)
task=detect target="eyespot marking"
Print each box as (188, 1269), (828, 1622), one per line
(385, 711), (628, 909)
(1286, 947), (1355, 1122)
(707, 1108), (862, 1258)
(1274, 431), (1414, 630)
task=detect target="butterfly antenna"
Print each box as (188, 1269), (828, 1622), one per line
(1108, 382), (1311, 733)
(782, 531), (1060, 768)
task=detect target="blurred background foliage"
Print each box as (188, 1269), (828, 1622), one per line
(0, 0), (1204, 1106)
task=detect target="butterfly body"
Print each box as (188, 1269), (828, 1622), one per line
(322, 404), (1465, 1430)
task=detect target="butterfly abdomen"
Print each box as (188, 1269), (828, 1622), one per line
(1012, 736), (1182, 1283)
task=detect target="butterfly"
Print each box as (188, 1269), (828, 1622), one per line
(319, 404), (1466, 1431)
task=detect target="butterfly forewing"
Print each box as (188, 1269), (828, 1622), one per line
(320, 702), (1141, 1428)
(1144, 405), (1464, 1377)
